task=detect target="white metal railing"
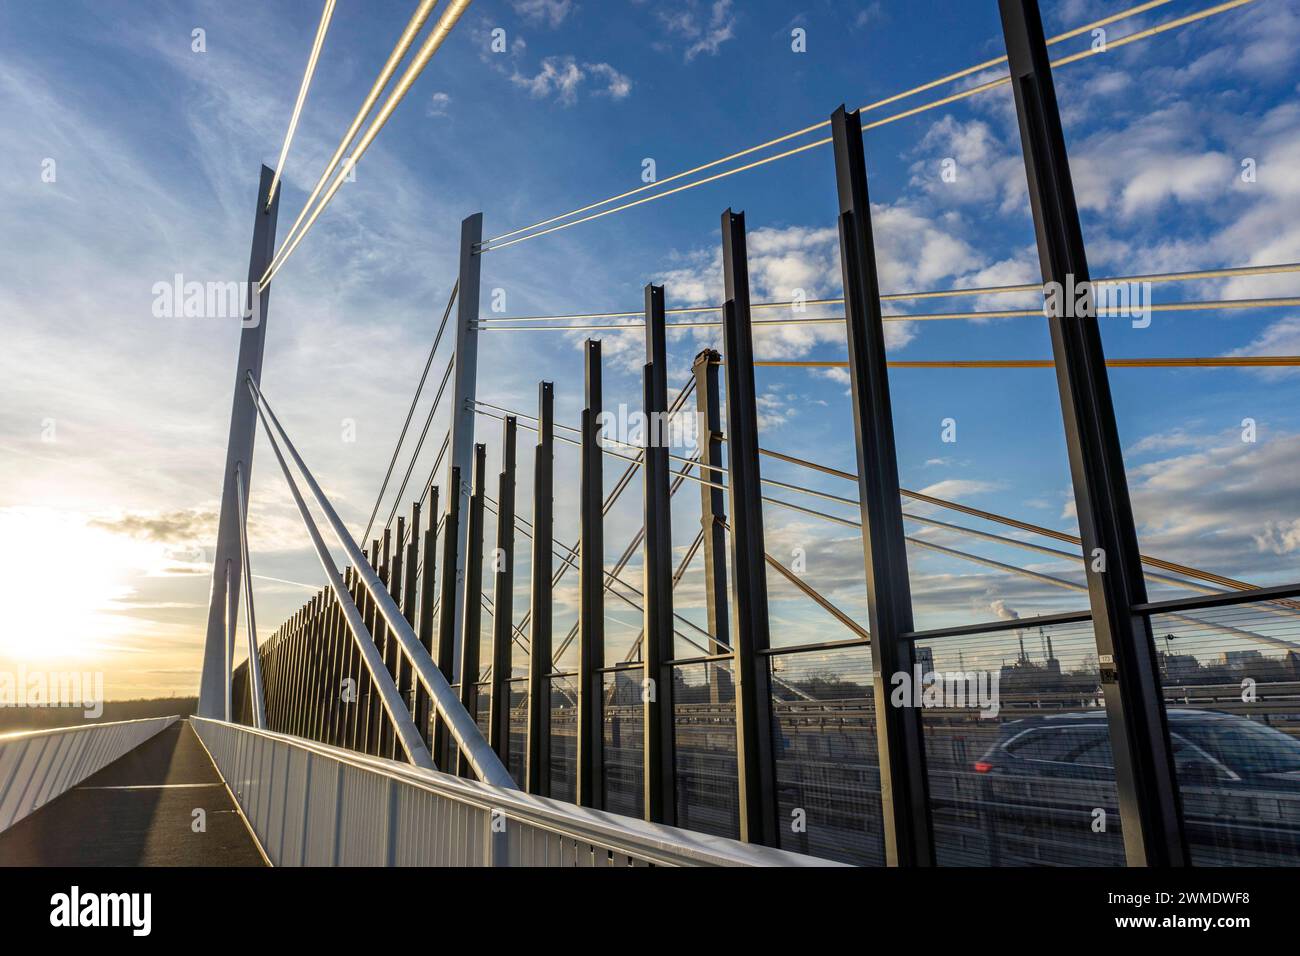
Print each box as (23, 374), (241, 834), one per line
(0, 715), (179, 832)
(192, 717), (843, 867)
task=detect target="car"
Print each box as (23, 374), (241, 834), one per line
(973, 708), (1300, 791)
(970, 708), (1300, 863)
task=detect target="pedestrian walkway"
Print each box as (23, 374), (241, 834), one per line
(0, 720), (264, 866)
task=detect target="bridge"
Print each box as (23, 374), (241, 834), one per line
(5, 0), (1299, 870)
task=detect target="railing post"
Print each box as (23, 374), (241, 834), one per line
(416, 486), (439, 746)
(344, 568), (362, 750)
(831, 105), (935, 866)
(223, 560), (237, 722)
(386, 521), (404, 758)
(489, 417), (518, 767)
(402, 502), (420, 721)
(233, 464), (267, 729)
(526, 382), (554, 796)
(365, 546), (382, 754)
(642, 285), (676, 826)
(199, 164), (280, 719)
(719, 211), (777, 846)
(446, 213), (484, 685)
(435, 470), (462, 768)
(998, 0), (1186, 866)
(326, 587), (345, 745)
(458, 443), (488, 776)
(577, 340), (605, 808)
(692, 347), (731, 705)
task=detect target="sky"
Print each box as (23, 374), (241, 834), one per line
(0, 0), (1296, 700)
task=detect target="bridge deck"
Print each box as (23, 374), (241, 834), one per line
(0, 720), (265, 866)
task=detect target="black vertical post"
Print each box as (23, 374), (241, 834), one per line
(403, 501), (420, 720)
(365, 546), (382, 755)
(719, 211), (778, 846)
(390, 520), (407, 758)
(435, 471), (462, 769)
(416, 487), (439, 747)
(311, 597), (327, 741)
(327, 589), (346, 746)
(577, 341), (605, 808)
(489, 418), (518, 767)
(526, 382), (554, 796)
(693, 347), (732, 705)
(831, 105), (935, 866)
(641, 285), (676, 826)
(457, 443), (488, 777)
(346, 566), (364, 752)
(378, 531), (395, 755)
(999, 0), (1185, 866)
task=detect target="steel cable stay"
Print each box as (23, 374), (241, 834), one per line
(751, 444), (1300, 609)
(469, 397), (1300, 635)
(381, 355), (457, 535)
(472, 261), (1300, 326)
(476, 295), (1300, 332)
(479, 494), (713, 653)
(507, 378), (699, 642)
(360, 280), (458, 545)
(480, 0), (1255, 252)
(265, 0), (338, 210)
(481, 0), (1176, 248)
(244, 374), (516, 787)
(906, 537), (1300, 652)
(259, 0), (475, 292)
(245, 382), (436, 769)
(262, 0), (441, 271)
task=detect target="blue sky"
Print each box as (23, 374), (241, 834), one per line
(0, 0), (1296, 696)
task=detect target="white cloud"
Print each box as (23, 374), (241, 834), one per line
(426, 91), (452, 118)
(510, 55), (632, 105)
(1127, 432), (1300, 580)
(907, 115), (1027, 214)
(1224, 315), (1300, 381)
(511, 0), (574, 28)
(659, 0), (737, 61)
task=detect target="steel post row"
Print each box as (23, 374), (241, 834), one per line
(226, 0), (1214, 865)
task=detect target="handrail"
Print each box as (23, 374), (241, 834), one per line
(194, 717), (841, 867)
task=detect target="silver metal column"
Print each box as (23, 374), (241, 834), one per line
(198, 165), (280, 717)
(445, 213), (483, 683)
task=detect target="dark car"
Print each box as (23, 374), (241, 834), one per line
(971, 708), (1300, 864)
(974, 709), (1300, 791)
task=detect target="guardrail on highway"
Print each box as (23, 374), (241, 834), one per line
(192, 717), (842, 867)
(0, 715), (180, 832)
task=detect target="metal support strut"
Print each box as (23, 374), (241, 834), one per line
(998, 0), (1186, 866)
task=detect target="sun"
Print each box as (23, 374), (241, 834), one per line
(0, 508), (169, 660)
